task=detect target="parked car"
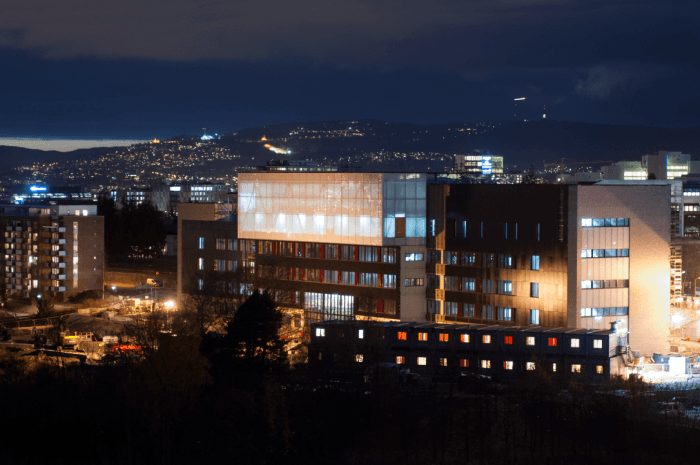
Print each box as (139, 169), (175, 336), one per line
(146, 278), (163, 287)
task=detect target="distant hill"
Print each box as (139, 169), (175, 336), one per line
(4, 120), (700, 173)
(0, 145), (121, 172)
(222, 119), (700, 169)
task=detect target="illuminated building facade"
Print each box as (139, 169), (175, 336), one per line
(454, 153), (504, 177)
(179, 175), (672, 355)
(601, 161), (648, 181)
(1, 203), (104, 301)
(11, 184), (93, 204)
(642, 151), (699, 180)
(428, 183), (671, 355)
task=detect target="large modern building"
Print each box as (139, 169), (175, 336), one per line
(1, 203), (104, 301)
(179, 173), (673, 355)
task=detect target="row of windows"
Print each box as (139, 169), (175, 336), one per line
(329, 352), (607, 374)
(581, 279), (629, 289)
(396, 332), (603, 349)
(580, 307), (629, 317)
(581, 218), (629, 228)
(257, 241), (398, 263)
(205, 238), (256, 252)
(580, 249), (629, 258)
(429, 251), (541, 271)
(451, 220), (542, 242)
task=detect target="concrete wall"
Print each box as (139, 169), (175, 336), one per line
(570, 184), (671, 355)
(177, 203), (216, 303)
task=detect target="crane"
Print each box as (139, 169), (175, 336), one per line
(544, 158), (614, 175)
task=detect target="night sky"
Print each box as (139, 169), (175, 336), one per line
(1, 0), (699, 139)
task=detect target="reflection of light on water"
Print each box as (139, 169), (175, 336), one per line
(0, 138), (147, 152)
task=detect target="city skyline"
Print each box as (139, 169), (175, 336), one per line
(1, 1), (699, 140)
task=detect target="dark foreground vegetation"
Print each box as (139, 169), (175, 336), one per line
(2, 295), (700, 465)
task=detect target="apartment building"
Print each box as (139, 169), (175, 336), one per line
(1, 203), (104, 301)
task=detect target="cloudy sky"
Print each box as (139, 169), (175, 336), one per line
(1, 0), (698, 138)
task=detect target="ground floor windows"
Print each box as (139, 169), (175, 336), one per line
(304, 292), (354, 322)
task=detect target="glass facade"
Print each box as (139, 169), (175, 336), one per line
(239, 173), (383, 245)
(382, 173), (427, 239)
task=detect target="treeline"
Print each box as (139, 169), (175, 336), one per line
(97, 195), (166, 260)
(3, 293), (700, 464)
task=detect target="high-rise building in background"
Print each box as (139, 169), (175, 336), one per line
(1, 203), (104, 301)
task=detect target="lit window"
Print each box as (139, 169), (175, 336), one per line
(571, 364), (581, 373)
(526, 362), (535, 371)
(531, 255), (540, 271)
(317, 353), (322, 361)
(481, 360), (491, 369)
(358, 329), (364, 339)
(396, 356), (406, 365)
(439, 333), (449, 342)
(198, 237), (204, 249)
(483, 335), (491, 344)
(593, 339), (602, 349)
(398, 331), (407, 340)
(526, 336), (535, 346)
(315, 328), (325, 337)
(198, 279), (204, 290)
(504, 336), (513, 345)
(460, 334), (470, 343)
(504, 361), (513, 370)
(198, 258), (204, 270)
(548, 337), (557, 347)
(552, 363), (557, 372)
(418, 332), (428, 341)
(355, 354), (364, 363)
(530, 309), (540, 325)
(596, 365), (604, 374)
(571, 338), (580, 348)
(417, 357), (427, 366)
(439, 358), (448, 367)
(460, 359), (469, 368)
(530, 283), (539, 298)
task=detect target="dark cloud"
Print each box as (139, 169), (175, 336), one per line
(1, 0), (699, 135)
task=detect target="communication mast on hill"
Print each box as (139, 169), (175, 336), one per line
(514, 97), (526, 118)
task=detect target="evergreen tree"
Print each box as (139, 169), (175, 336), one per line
(221, 290), (287, 371)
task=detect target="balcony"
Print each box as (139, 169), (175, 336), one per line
(58, 274), (67, 280)
(58, 239), (67, 245)
(58, 286), (67, 292)
(58, 227), (67, 233)
(14, 227), (23, 232)
(58, 251), (67, 256)
(5, 226), (12, 232)
(58, 262), (67, 268)
(5, 238), (12, 243)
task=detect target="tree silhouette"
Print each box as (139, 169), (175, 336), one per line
(222, 290), (287, 370)
(36, 292), (55, 318)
